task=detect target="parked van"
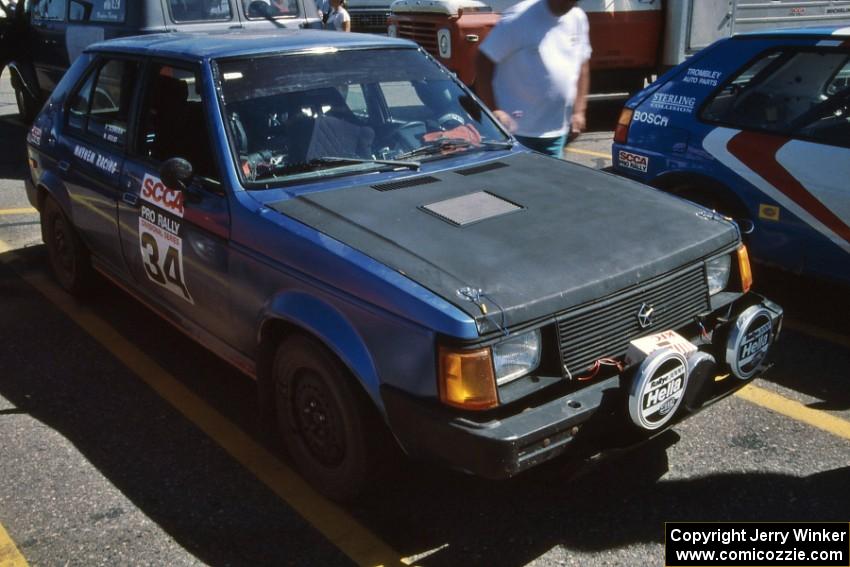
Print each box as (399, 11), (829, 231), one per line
(2, 0), (321, 121)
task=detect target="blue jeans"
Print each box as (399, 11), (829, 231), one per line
(515, 134), (567, 158)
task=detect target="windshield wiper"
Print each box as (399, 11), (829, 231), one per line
(396, 138), (514, 160)
(307, 156), (421, 171)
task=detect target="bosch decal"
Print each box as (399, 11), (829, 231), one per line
(632, 111), (669, 127)
(650, 93), (696, 114)
(618, 150), (649, 173)
(73, 144), (119, 175)
(27, 126), (43, 146)
(138, 173), (192, 303)
(682, 68), (722, 88)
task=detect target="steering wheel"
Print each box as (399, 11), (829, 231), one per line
(437, 112), (466, 130)
(386, 121), (426, 152)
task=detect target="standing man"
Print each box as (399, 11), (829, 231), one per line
(475, 0), (591, 157)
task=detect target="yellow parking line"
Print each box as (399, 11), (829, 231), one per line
(0, 522), (29, 566)
(4, 261), (408, 567)
(736, 384), (850, 442)
(565, 147), (611, 160)
(783, 318), (850, 351)
(0, 208), (37, 216)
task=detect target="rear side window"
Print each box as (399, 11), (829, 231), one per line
(66, 58), (140, 148)
(70, 0), (126, 23)
(168, 0), (232, 22)
(702, 48), (850, 146)
(243, 0), (301, 19)
(32, 0), (66, 21)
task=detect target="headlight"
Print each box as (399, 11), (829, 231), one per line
(437, 28), (451, 59)
(706, 254), (732, 295)
(387, 24), (397, 37)
(492, 329), (542, 385)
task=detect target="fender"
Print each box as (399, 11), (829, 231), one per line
(36, 169), (73, 219)
(7, 59), (40, 102)
(259, 291), (382, 406)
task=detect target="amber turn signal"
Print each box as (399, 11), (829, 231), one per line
(438, 346), (499, 410)
(737, 245), (753, 293)
(613, 108), (634, 144)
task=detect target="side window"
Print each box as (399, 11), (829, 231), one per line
(344, 84), (368, 117)
(168, 0), (232, 22)
(703, 49), (850, 146)
(65, 58), (139, 148)
(137, 65), (219, 181)
(70, 0), (126, 22)
(32, 0), (65, 20)
(243, 0), (300, 19)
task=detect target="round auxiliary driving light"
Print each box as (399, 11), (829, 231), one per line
(628, 349), (689, 431)
(684, 351), (717, 411)
(726, 306), (773, 380)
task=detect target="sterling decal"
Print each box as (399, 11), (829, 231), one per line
(650, 93), (696, 114)
(138, 173), (193, 303)
(618, 150), (649, 173)
(632, 111), (669, 127)
(683, 68), (722, 88)
(73, 144), (119, 175)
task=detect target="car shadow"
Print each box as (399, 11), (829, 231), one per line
(752, 267), (850, 411)
(0, 113), (27, 180)
(1, 246), (847, 567)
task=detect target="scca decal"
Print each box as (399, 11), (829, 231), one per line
(618, 150), (649, 173)
(141, 173), (184, 218)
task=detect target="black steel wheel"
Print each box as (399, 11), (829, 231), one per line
(273, 335), (377, 501)
(42, 197), (92, 294)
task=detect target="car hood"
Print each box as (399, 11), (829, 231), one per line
(270, 151), (738, 335)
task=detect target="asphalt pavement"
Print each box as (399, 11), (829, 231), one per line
(0, 73), (848, 567)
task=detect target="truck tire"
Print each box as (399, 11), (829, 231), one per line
(273, 334), (378, 501)
(42, 197), (94, 295)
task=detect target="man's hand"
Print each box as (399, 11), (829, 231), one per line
(492, 109), (517, 133)
(569, 111), (586, 140)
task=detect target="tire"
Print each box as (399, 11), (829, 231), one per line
(14, 84), (38, 123)
(41, 197), (93, 295)
(273, 335), (378, 501)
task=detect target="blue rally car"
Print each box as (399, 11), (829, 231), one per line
(612, 26), (850, 285)
(26, 30), (783, 500)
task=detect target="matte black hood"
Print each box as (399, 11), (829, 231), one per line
(271, 152), (738, 334)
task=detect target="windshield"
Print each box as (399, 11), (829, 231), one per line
(215, 48), (509, 185)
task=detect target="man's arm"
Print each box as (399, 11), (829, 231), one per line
(570, 60), (590, 138)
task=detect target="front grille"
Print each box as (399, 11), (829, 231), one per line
(350, 12), (389, 34)
(557, 264), (710, 376)
(397, 21), (438, 55)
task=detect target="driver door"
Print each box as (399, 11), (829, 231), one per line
(117, 62), (234, 342)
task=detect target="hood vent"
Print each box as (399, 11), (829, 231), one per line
(455, 161), (509, 176)
(372, 175), (440, 192)
(422, 191), (522, 226)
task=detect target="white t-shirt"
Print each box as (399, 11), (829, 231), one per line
(479, 0), (591, 138)
(327, 6), (350, 30)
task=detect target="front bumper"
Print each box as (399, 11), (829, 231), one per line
(382, 294), (783, 479)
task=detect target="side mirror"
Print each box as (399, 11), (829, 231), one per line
(160, 157), (193, 192)
(248, 0), (272, 17)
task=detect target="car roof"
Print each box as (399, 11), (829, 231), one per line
(735, 25), (850, 39)
(86, 30), (418, 61)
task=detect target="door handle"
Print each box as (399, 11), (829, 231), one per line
(122, 192), (139, 207)
(58, 160), (70, 172)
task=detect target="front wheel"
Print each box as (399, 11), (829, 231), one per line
(42, 197), (93, 295)
(273, 335), (378, 501)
